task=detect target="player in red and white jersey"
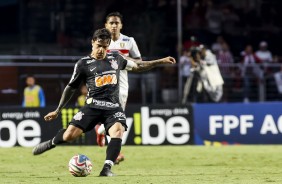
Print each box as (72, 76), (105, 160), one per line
(95, 12), (141, 164)
(107, 32), (141, 110)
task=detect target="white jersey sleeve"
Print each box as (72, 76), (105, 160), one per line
(119, 54), (137, 71)
(129, 37), (141, 59)
(125, 59), (137, 71)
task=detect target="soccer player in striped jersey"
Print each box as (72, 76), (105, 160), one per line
(95, 12), (142, 164)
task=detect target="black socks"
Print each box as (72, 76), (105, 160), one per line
(106, 138), (122, 163)
(52, 129), (66, 145)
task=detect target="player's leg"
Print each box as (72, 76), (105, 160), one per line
(94, 123), (106, 147)
(32, 125), (83, 155)
(99, 108), (127, 177)
(104, 134), (124, 164)
(95, 94), (127, 161)
(114, 93), (127, 164)
(99, 122), (125, 176)
(94, 101), (125, 148)
(102, 133), (123, 164)
(101, 129), (125, 165)
(115, 152), (125, 164)
(33, 106), (96, 155)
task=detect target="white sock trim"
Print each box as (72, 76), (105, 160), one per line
(105, 160), (114, 167)
(51, 138), (55, 145)
(106, 135), (111, 143)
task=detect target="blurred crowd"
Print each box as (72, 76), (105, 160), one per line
(1, 0), (281, 59)
(180, 36), (282, 103)
(0, 0), (282, 104)
(179, 0), (282, 103)
(182, 0), (281, 59)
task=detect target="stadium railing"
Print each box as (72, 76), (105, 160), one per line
(0, 55), (281, 106)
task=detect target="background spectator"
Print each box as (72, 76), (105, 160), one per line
(274, 66), (282, 97)
(255, 41), (273, 63)
(216, 42), (234, 102)
(76, 85), (88, 107)
(183, 36), (201, 51)
(180, 49), (191, 81)
(180, 49), (192, 101)
(22, 75), (45, 107)
(211, 35), (225, 55)
(240, 45), (262, 102)
(216, 42), (234, 75)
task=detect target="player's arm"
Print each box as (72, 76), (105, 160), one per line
(55, 85), (77, 113)
(44, 61), (83, 121)
(44, 85), (77, 121)
(124, 56), (176, 72)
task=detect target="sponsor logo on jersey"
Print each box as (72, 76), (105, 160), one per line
(86, 98), (119, 108)
(109, 59), (118, 70)
(95, 74), (117, 87)
(122, 38), (129, 41)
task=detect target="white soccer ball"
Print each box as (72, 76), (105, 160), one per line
(68, 154), (93, 177)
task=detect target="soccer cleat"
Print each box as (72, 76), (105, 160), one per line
(99, 166), (115, 177)
(114, 153), (125, 165)
(95, 124), (105, 147)
(32, 140), (55, 155)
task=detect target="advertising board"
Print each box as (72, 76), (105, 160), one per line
(0, 105), (193, 147)
(194, 103), (282, 145)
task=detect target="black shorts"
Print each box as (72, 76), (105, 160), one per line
(69, 106), (127, 135)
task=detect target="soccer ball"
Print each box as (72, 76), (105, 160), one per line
(68, 154), (93, 177)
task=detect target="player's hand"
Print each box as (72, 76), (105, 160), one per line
(162, 56), (176, 64)
(44, 111), (59, 121)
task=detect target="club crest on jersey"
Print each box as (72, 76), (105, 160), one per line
(86, 98), (93, 104)
(73, 111), (84, 121)
(120, 43), (125, 48)
(109, 59), (118, 70)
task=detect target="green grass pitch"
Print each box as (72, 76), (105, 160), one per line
(1, 145), (282, 184)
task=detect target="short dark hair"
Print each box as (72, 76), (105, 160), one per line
(92, 28), (111, 41)
(105, 12), (123, 23)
